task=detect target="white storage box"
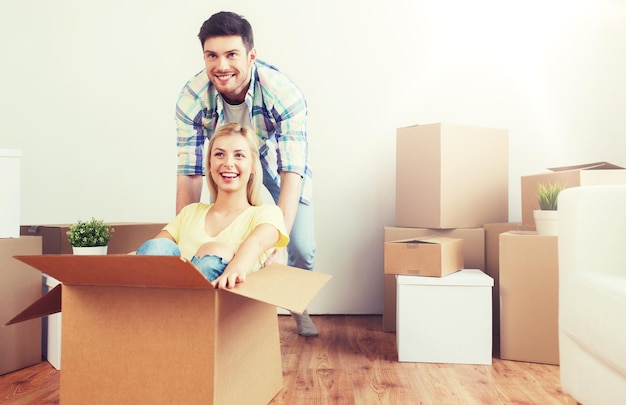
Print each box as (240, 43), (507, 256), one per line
(396, 269), (493, 364)
(0, 149), (21, 238)
(42, 274), (62, 370)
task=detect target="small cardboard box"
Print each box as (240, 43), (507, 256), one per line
(521, 162), (626, 228)
(384, 236), (464, 277)
(499, 231), (559, 365)
(0, 236), (42, 375)
(396, 123), (508, 229)
(20, 222), (167, 254)
(0, 149), (22, 238)
(6, 255), (331, 404)
(396, 269), (493, 364)
(383, 226), (484, 332)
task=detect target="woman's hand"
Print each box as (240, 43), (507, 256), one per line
(214, 266), (247, 289)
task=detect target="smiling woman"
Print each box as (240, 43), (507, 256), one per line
(136, 123), (289, 289)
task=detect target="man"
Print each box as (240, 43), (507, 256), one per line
(175, 11), (318, 337)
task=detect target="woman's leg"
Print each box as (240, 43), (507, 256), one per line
(136, 238), (181, 256)
(191, 242), (234, 281)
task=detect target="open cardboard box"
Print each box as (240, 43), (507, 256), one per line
(6, 255), (331, 405)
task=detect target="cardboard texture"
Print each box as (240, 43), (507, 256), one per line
(0, 236), (42, 375)
(520, 162), (626, 228)
(396, 270), (493, 364)
(483, 222), (524, 341)
(383, 226), (485, 332)
(0, 149), (21, 238)
(499, 231), (559, 365)
(7, 255), (331, 404)
(20, 222), (167, 254)
(384, 236), (464, 277)
(396, 123), (508, 229)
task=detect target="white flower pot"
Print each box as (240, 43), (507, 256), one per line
(533, 210), (558, 236)
(72, 246), (108, 255)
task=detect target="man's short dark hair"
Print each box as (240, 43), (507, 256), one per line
(198, 11), (254, 51)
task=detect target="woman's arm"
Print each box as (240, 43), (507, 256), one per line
(214, 223), (280, 289)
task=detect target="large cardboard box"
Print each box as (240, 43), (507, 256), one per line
(0, 236), (42, 375)
(20, 222), (166, 254)
(0, 149), (21, 238)
(499, 231), (559, 365)
(384, 236), (463, 277)
(383, 226), (484, 332)
(521, 162), (626, 228)
(396, 269), (493, 364)
(396, 123), (508, 229)
(484, 222), (524, 344)
(7, 255), (330, 404)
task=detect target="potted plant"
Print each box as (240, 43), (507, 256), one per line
(66, 218), (114, 255)
(534, 182), (565, 235)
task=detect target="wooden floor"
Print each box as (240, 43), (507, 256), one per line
(0, 315), (572, 404)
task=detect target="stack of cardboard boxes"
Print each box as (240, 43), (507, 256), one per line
(385, 122), (626, 367)
(0, 149), (42, 376)
(384, 123), (508, 364)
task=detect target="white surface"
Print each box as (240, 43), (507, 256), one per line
(396, 269), (493, 364)
(558, 185), (626, 403)
(2, 1), (626, 314)
(0, 149), (21, 238)
(42, 275), (61, 370)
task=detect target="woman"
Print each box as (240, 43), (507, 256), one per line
(137, 122), (289, 290)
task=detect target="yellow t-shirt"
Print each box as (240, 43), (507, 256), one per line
(164, 203), (289, 273)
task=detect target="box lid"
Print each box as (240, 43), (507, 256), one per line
(397, 269), (493, 287)
(547, 161), (624, 171)
(6, 255), (331, 325)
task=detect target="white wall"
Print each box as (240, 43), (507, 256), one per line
(2, 0), (625, 314)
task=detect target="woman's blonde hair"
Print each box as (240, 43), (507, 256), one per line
(206, 122), (263, 206)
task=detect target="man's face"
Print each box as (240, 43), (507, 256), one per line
(203, 35), (256, 104)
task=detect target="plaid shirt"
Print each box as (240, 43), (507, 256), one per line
(175, 60), (313, 205)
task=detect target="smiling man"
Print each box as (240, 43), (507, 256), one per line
(174, 11), (318, 337)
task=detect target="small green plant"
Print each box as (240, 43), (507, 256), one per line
(537, 182), (565, 211)
(66, 218), (114, 247)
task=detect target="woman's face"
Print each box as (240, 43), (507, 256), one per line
(209, 134), (253, 194)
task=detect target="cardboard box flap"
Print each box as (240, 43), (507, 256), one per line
(11, 255), (331, 317)
(548, 162), (624, 172)
(228, 264), (332, 314)
(5, 284), (62, 326)
(390, 236), (459, 245)
(14, 255), (211, 289)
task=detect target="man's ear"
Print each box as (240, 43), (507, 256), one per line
(248, 47), (257, 62)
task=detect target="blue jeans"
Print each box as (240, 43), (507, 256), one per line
(263, 169), (316, 271)
(136, 238), (228, 281)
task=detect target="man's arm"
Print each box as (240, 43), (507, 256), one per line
(176, 175), (203, 214)
(277, 171), (303, 234)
